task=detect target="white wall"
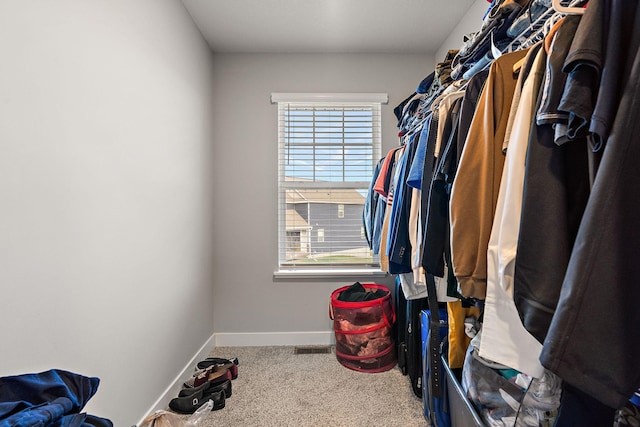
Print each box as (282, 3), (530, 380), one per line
(435, 0), (492, 65)
(0, 1), (216, 425)
(209, 53), (431, 338)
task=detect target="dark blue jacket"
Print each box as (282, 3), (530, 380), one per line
(387, 133), (419, 274)
(0, 369), (112, 427)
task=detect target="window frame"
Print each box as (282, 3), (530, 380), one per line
(272, 93), (388, 278)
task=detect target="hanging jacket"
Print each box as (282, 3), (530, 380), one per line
(387, 133), (420, 274)
(541, 0), (640, 410)
(513, 15), (589, 345)
(363, 158), (384, 249)
(449, 47), (529, 299)
(479, 42), (547, 378)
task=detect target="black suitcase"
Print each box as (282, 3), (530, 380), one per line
(396, 275), (431, 399)
(394, 276), (408, 375)
(421, 307), (450, 427)
(406, 294), (429, 398)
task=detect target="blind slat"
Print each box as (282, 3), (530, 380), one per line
(277, 100), (381, 269)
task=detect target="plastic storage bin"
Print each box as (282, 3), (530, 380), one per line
(443, 355), (487, 427)
(329, 283), (396, 373)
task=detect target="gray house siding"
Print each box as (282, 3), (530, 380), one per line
(308, 203), (365, 254)
(292, 203), (309, 223)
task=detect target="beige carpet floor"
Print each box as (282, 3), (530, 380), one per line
(171, 346), (427, 427)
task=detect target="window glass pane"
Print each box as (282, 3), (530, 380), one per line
(278, 100), (380, 269)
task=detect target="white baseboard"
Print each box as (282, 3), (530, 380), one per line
(213, 331), (335, 347)
(135, 333), (216, 427)
(135, 331), (334, 426)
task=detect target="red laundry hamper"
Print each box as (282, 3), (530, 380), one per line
(329, 283), (397, 373)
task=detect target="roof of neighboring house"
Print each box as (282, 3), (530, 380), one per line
(286, 209), (312, 231)
(286, 188), (365, 205)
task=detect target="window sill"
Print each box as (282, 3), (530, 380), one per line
(273, 268), (389, 281)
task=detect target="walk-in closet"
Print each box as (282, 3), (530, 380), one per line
(1, 1), (638, 426)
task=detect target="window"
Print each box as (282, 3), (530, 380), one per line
(286, 231), (301, 251)
(273, 93), (386, 272)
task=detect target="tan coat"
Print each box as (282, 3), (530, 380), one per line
(449, 48), (529, 300)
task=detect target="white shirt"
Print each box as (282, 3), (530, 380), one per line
(479, 44), (546, 378)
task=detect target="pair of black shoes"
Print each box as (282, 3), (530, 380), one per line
(196, 357), (239, 378)
(168, 379), (231, 414)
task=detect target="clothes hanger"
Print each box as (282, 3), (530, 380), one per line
(512, 56), (526, 74)
(552, 0), (585, 15)
(429, 80), (467, 114)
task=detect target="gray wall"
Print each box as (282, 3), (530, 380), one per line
(0, 1), (216, 425)
(209, 53), (432, 335)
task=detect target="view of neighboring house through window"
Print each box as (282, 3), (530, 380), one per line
(274, 93), (385, 271)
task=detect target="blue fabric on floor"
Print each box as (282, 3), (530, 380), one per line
(0, 369), (112, 427)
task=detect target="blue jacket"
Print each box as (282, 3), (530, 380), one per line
(387, 133), (419, 274)
(363, 158), (384, 249)
(0, 369), (112, 427)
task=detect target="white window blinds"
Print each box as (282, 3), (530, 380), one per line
(275, 95), (384, 270)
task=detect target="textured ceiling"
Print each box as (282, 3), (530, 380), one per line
(181, 0), (478, 54)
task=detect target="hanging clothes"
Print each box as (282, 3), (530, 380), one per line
(422, 91), (464, 279)
(405, 115), (434, 300)
(426, 69), (489, 370)
(376, 147), (403, 271)
(366, 1), (640, 419)
(535, 14), (581, 144)
(479, 42), (547, 378)
(386, 133), (419, 275)
(452, 0), (525, 79)
(512, 15), (589, 345)
(449, 47), (529, 300)
(540, 0), (640, 410)
(363, 158), (384, 250)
